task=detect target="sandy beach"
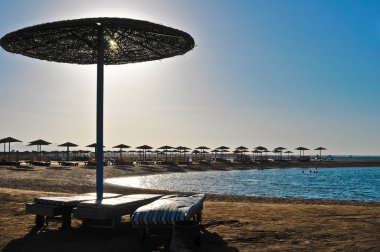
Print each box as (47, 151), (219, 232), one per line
(1, 161), (380, 251)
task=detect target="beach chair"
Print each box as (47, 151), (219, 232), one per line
(25, 193), (121, 229)
(131, 194), (206, 236)
(73, 194), (163, 229)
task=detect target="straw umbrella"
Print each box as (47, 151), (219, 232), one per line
(255, 146), (267, 161)
(136, 145), (153, 162)
(275, 147), (286, 160)
(195, 146), (210, 159)
(216, 146), (230, 159)
(158, 145), (174, 161)
(285, 150), (293, 161)
(192, 150), (200, 160)
(112, 144), (130, 159)
(0, 137), (22, 161)
(86, 143), (105, 158)
(28, 139), (51, 160)
(235, 146), (248, 159)
(0, 17), (194, 201)
(315, 147), (326, 160)
(175, 146), (191, 162)
(295, 147), (309, 159)
(58, 142), (78, 161)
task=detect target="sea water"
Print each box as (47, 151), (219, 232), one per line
(106, 167), (380, 202)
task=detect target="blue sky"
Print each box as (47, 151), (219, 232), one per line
(1, 0), (380, 155)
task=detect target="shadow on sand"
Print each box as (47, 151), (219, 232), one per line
(3, 223), (238, 252)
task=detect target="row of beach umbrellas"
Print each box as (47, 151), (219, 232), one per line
(1, 137), (327, 161)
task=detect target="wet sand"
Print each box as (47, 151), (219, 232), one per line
(0, 162), (380, 251)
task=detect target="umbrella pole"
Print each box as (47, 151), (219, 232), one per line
(96, 24), (105, 202)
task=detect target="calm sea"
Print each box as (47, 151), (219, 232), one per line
(106, 167), (380, 202)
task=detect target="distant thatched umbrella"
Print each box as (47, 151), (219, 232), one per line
(28, 139), (51, 160)
(255, 146), (267, 160)
(158, 145), (174, 161)
(0, 137), (22, 160)
(86, 143), (105, 157)
(284, 150), (293, 160)
(58, 142), (78, 161)
(192, 149), (200, 159)
(136, 145), (153, 162)
(216, 146), (229, 158)
(175, 146), (191, 161)
(275, 147), (286, 160)
(196, 146), (210, 159)
(295, 147), (309, 158)
(113, 144), (130, 159)
(235, 146), (248, 159)
(315, 147), (326, 160)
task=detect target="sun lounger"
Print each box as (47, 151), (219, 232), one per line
(31, 161), (51, 167)
(58, 161), (79, 166)
(131, 194), (206, 235)
(25, 193), (121, 229)
(73, 194), (163, 229)
(0, 160), (21, 166)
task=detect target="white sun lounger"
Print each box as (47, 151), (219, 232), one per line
(131, 194), (206, 235)
(73, 194), (163, 229)
(25, 193), (121, 229)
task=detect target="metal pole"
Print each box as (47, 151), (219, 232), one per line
(8, 142), (10, 161)
(67, 146), (69, 161)
(96, 24), (105, 202)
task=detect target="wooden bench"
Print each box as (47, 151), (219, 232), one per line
(25, 193), (121, 230)
(73, 194), (163, 229)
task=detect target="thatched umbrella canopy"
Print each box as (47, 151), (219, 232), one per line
(315, 147), (327, 159)
(295, 147), (309, 158)
(275, 147), (286, 160)
(175, 146), (191, 161)
(1, 17), (194, 201)
(196, 146), (210, 159)
(28, 139), (51, 159)
(0, 137), (22, 160)
(255, 146), (267, 160)
(86, 143), (105, 157)
(192, 149), (201, 158)
(235, 146), (248, 159)
(216, 146), (229, 158)
(211, 149), (218, 159)
(136, 145), (153, 162)
(58, 142), (79, 161)
(112, 144), (130, 159)
(285, 150), (293, 160)
(158, 145), (174, 161)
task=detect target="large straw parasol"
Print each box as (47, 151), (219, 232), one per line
(136, 145), (153, 162)
(315, 147), (326, 159)
(113, 144), (130, 159)
(235, 146), (248, 159)
(195, 146), (210, 159)
(58, 142), (79, 161)
(28, 139), (51, 159)
(0, 17), (194, 201)
(295, 147), (309, 158)
(216, 146), (230, 158)
(158, 145), (174, 161)
(0, 137), (22, 161)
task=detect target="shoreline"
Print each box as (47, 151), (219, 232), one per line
(1, 160), (379, 206)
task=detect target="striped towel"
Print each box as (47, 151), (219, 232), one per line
(132, 194), (206, 226)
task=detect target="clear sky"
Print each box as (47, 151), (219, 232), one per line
(1, 0), (380, 155)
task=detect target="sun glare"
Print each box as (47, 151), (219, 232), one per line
(109, 39), (118, 51)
